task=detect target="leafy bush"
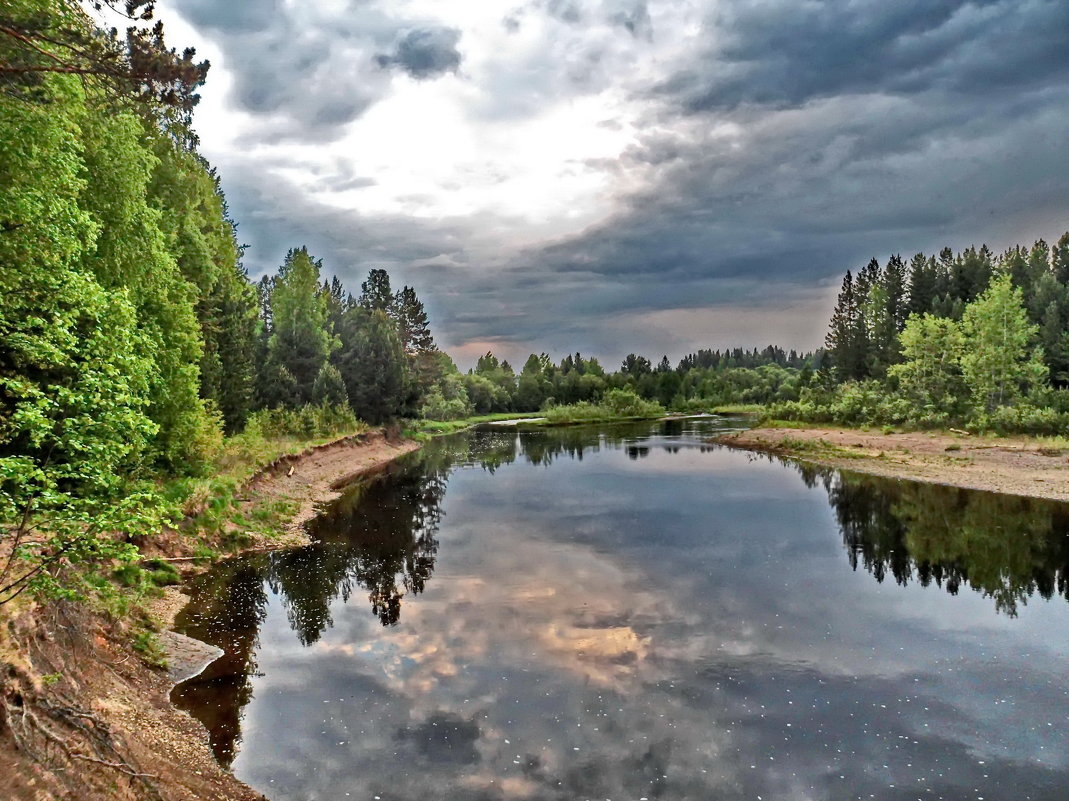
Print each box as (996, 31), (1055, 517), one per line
(420, 389), (473, 421)
(983, 404), (1069, 435)
(542, 389), (664, 423)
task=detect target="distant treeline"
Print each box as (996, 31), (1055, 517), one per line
(421, 345), (823, 420)
(451, 233), (1069, 431)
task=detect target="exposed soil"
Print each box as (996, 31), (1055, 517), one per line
(0, 430), (419, 801)
(714, 424), (1069, 500)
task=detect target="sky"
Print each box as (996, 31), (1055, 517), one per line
(154, 0), (1069, 368)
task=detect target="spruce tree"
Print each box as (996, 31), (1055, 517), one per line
(1051, 232), (1069, 286)
(826, 270), (867, 381)
(394, 285), (435, 354)
(334, 308), (407, 423)
(907, 253), (937, 317)
(359, 268), (395, 314)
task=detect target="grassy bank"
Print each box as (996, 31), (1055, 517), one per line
(406, 412), (544, 439)
(412, 394), (752, 438)
(157, 406), (368, 558)
(708, 403), (766, 415)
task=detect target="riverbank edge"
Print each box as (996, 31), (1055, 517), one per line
(151, 429), (422, 667)
(0, 429), (420, 801)
(408, 410), (689, 438)
(712, 424), (1069, 501)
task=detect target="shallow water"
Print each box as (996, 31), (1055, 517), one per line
(173, 418), (1069, 801)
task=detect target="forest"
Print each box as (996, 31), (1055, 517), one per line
(0, 1), (445, 605)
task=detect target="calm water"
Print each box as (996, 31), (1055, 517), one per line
(173, 419), (1069, 801)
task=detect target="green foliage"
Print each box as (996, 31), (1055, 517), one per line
(335, 308), (407, 424)
(542, 388), (664, 424)
(888, 314), (966, 417)
(462, 373), (511, 414)
(79, 109), (217, 472)
(244, 404), (360, 441)
(420, 369), (473, 421)
(149, 143), (258, 432)
(312, 363), (349, 407)
(131, 628), (168, 669)
(0, 87), (164, 602)
(263, 247), (336, 408)
(959, 274), (1047, 414)
(797, 245), (1069, 433)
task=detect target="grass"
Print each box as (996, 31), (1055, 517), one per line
(405, 412), (550, 440)
(774, 435), (865, 460)
(131, 628), (168, 669)
(160, 417), (368, 555)
(710, 403), (767, 415)
(753, 418), (820, 430)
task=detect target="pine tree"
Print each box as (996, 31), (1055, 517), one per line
(359, 268), (395, 314)
(826, 270), (867, 381)
(1052, 232), (1069, 286)
(621, 354), (652, 377)
(907, 253), (937, 317)
(312, 363), (349, 407)
(394, 286), (435, 354)
(334, 308), (407, 423)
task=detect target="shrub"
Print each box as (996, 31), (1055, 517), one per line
(542, 389), (664, 423)
(420, 389), (473, 421)
(244, 403), (360, 440)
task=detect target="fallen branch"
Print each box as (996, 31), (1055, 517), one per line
(70, 752), (159, 779)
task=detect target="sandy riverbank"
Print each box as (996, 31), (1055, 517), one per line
(713, 424), (1069, 501)
(0, 430), (419, 801)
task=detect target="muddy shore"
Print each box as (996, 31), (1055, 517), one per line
(0, 430), (419, 801)
(713, 424), (1069, 501)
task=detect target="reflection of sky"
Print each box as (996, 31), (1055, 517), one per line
(225, 424), (1069, 801)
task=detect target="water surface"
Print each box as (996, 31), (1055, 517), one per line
(174, 419), (1069, 800)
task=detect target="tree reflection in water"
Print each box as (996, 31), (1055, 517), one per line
(173, 422), (1069, 770)
(792, 461), (1069, 616)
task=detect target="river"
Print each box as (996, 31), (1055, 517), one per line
(173, 418), (1069, 800)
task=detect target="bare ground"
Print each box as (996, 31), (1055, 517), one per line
(714, 425), (1069, 500)
(0, 430), (419, 801)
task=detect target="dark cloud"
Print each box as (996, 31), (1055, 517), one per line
(169, 0), (280, 33)
(661, 0), (1069, 112)
(375, 27), (463, 79)
(610, 1), (651, 39)
(171, 2), (457, 140)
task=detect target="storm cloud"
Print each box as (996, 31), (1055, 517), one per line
(166, 0), (1069, 367)
(375, 27), (463, 79)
